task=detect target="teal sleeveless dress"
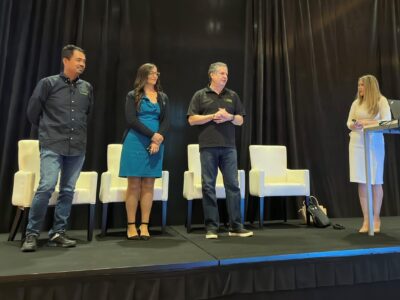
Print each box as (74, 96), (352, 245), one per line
(119, 97), (164, 178)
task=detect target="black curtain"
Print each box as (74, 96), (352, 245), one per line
(0, 0), (88, 232)
(241, 0), (400, 220)
(1, 0), (400, 233)
(0, 0), (246, 232)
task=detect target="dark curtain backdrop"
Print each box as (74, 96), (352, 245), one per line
(241, 0), (400, 220)
(1, 0), (400, 233)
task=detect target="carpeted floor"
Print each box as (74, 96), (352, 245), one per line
(1, 216), (400, 278)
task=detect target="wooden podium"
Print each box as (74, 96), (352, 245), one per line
(363, 120), (400, 236)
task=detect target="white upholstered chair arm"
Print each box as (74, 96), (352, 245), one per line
(183, 170), (195, 200)
(287, 169), (310, 195)
(238, 170), (245, 199)
(76, 171), (98, 204)
(12, 171), (35, 207)
(161, 171), (169, 201)
(287, 169), (308, 183)
(249, 169), (265, 197)
(99, 172), (112, 203)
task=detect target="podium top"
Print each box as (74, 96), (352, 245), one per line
(363, 119), (400, 132)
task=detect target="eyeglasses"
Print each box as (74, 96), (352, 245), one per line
(149, 72), (160, 76)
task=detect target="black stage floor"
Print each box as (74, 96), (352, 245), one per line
(1, 217), (400, 299)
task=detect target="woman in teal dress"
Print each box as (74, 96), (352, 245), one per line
(119, 63), (169, 240)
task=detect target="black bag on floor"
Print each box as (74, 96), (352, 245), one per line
(307, 196), (331, 228)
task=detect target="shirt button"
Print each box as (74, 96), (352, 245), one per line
(70, 137), (73, 140)
(71, 128), (74, 131)
(72, 101), (75, 103)
(72, 109), (74, 112)
(72, 118), (74, 121)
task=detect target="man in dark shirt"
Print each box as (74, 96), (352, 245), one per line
(21, 45), (93, 252)
(187, 62), (253, 239)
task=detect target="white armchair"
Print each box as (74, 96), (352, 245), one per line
(183, 144), (245, 233)
(249, 145), (310, 228)
(8, 140), (98, 241)
(99, 144), (169, 236)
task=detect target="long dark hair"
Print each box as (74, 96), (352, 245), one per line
(133, 63), (162, 111)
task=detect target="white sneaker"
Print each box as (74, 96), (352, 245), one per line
(228, 228), (253, 237)
(205, 230), (218, 239)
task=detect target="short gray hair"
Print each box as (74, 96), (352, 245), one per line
(208, 62), (228, 78)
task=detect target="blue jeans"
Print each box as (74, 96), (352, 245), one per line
(200, 147), (242, 231)
(26, 147), (85, 237)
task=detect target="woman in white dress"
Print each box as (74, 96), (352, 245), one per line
(347, 75), (391, 233)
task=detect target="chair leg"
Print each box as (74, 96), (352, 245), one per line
(20, 208), (30, 242)
(87, 204), (95, 241)
(161, 201), (167, 234)
(305, 196), (311, 226)
(186, 200), (192, 233)
(8, 207), (23, 241)
(283, 198), (287, 222)
(240, 198), (245, 224)
(101, 203), (109, 236)
(259, 197), (264, 228)
(248, 195), (255, 224)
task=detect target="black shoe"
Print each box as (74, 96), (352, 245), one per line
(205, 229), (218, 239)
(21, 235), (38, 252)
(228, 228), (253, 237)
(47, 233), (77, 248)
(127, 222), (140, 240)
(139, 222), (151, 241)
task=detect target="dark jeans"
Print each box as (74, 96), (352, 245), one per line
(26, 147), (85, 237)
(200, 147), (242, 231)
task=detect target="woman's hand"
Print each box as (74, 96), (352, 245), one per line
(351, 119), (363, 130)
(353, 119), (379, 129)
(151, 132), (164, 145)
(358, 119), (379, 126)
(148, 142), (160, 155)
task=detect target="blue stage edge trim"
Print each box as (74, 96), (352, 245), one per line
(220, 246), (400, 266)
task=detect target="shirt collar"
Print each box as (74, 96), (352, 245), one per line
(59, 72), (80, 84)
(205, 85), (227, 95)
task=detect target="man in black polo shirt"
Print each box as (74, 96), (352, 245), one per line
(21, 45), (93, 252)
(187, 62), (253, 239)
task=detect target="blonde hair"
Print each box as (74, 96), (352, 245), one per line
(357, 74), (382, 116)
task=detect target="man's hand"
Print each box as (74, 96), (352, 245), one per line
(213, 108), (234, 123)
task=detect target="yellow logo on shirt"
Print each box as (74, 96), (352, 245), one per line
(79, 85), (89, 96)
(225, 98), (233, 103)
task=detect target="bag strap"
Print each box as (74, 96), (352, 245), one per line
(310, 195), (320, 206)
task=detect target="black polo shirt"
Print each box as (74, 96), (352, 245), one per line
(27, 73), (94, 156)
(187, 86), (245, 148)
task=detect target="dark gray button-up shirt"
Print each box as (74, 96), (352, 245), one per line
(27, 73), (94, 156)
